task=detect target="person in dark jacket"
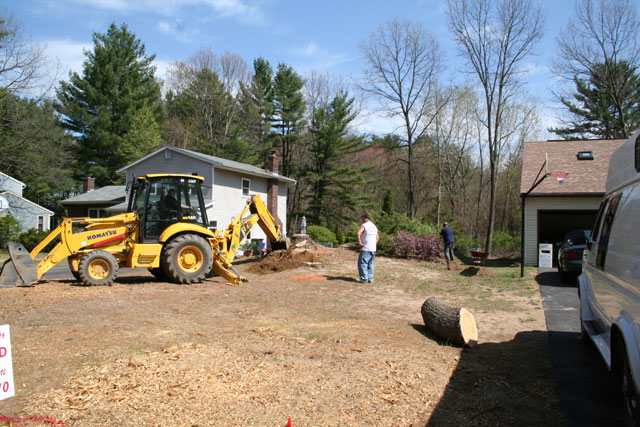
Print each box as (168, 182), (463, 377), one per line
(440, 221), (455, 270)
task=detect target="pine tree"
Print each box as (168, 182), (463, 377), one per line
(307, 92), (370, 225)
(552, 60), (640, 139)
(56, 22), (163, 185)
(271, 63), (306, 177)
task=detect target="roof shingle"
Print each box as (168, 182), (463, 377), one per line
(520, 139), (625, 195)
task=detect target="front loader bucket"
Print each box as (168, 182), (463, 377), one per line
(0, 242), (38, 288)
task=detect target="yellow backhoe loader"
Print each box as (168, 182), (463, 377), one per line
(0, 174), (287, 288)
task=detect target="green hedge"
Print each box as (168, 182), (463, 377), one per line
(307, 225), (337, 246)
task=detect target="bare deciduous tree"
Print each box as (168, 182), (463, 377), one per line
(553, 0), (640, 138)
(447, 0), (544, 256)
(0, 11), (50, 96)
(359, 18), (446, 219)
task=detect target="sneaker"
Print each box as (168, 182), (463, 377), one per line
(368, 280), (374, 283)
(357, 278), (367, 283)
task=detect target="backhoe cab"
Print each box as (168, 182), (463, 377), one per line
(0, 174), (287, 288)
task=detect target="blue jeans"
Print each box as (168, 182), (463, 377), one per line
(444, 243), (455, 262)
(358, 250), (375, 282)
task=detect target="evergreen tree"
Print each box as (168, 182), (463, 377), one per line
(56, 22), (163, 185)
(382, 187), (394, 214)
(552, 60), (640, 139)
(271, 63), (306, 177)
(0, 95), (75, 209)
(238, 57), (275, 167)
(307, 92), (370, 225)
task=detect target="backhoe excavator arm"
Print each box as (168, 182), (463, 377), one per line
(210, 194), (288, 285)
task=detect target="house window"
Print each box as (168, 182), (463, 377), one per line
(0, 196), (8, 210)
(165, 150), (172, 159)
(38, 216), (44, 231)
(88, 208), (109, 218)
(241, 178), (250, 197)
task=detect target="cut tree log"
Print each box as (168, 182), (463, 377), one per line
(421, 297), (478, 347)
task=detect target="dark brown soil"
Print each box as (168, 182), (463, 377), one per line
(248, 249), (320, 273)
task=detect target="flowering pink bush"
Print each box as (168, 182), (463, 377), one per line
(390, 232), (443, 261)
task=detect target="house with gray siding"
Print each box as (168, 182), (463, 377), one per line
(60, 177), (126, 217)
(0, 172), (53, 232)
(116, 146), (295, 244)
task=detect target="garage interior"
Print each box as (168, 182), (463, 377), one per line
(537, 210), (598, 266)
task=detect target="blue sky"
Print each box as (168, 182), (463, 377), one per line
(6, 0), (575, 137)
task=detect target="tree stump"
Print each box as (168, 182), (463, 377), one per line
(421, 297), (478, 347)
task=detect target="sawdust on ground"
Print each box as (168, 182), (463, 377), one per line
(0, 246), (563, 426)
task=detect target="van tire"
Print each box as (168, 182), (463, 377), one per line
(619, 342), (640, 425)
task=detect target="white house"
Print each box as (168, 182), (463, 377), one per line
(0, 172), (53, 232)
(116, 146), (296, 243)
(520, 138), (625, 266)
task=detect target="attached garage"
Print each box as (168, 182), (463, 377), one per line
(520, 139), (625, 266)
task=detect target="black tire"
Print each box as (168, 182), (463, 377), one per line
(161, 234), (213, 284)
(78, 250), (118, 286)
(622, 348), (640, 425)
(68, 257), (81, 281)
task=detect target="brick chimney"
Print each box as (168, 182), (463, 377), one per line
(267, 150), (282, 229)
(83, 176), (95, 193)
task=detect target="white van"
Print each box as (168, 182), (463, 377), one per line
(579, 128), (640, 423)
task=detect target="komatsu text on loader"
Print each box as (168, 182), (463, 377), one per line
(0, 174), (287, 288)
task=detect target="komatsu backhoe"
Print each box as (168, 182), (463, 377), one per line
(0, 174), (287, 288)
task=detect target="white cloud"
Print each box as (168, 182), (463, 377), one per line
(44, 39), (91, 77)
(70, 0), (268, 25)
(290, 41), (352, 72)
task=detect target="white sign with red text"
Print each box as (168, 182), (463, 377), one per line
(0, 324), (15, 400)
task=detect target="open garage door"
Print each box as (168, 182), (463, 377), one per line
(538, 210), (597, 266)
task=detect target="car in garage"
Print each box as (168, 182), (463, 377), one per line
(557, 230), (590, 283)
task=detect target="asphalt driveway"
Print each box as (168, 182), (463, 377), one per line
(537, 267), (626, 426)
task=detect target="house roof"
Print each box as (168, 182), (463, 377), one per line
(0, 191), (54, 214)
(520, 139), (626, 196)
(0, 171), (26, 190)
(117, 146), (297, 184)
(60, 185), (126, 205)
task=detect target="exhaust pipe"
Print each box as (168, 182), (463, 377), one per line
(0, 242), (38, 288)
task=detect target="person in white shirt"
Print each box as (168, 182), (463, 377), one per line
(356, 213), (379, 283)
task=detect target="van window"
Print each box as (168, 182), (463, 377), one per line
(635, 134), (640, 172)
(591, 198), (609, 243)
(596, 192), (622, 270)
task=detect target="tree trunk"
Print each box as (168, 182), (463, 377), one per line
(421, 297), (478, 347)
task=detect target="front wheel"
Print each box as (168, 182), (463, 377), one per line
(161, 234), (213, 284)
(622, 348), (640, 425)
(78, 250), (119, 286)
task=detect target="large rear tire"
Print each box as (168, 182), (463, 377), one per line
(78, 250), (118, 286)
(161, 234), (213, 284)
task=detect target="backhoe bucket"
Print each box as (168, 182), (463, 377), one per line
(270, 238), (290, 251)
(0, 242), (38, 288)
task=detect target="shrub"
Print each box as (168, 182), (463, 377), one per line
(492, 231), (514, 250)
(0, 216), (21, 249)
(375, 211), (436, 236)
(17, 229), (60, 252)
(307, 225), (337, 246)
(389, 231), (443, 262)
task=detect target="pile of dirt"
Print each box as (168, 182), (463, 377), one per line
(248, 248), (320, 274)
(459, 266), (498, 277)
